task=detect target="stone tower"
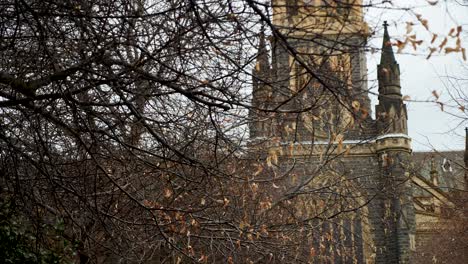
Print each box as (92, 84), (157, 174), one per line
(251, 0), (372, 143)
(373, 22), (415, 264)
(249, 2), (415, 263)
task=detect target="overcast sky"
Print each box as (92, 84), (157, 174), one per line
(364, 0), (468, 151)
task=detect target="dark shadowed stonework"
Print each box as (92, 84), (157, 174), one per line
(248, 2), (466, 263)
(250, 0), (468, 263)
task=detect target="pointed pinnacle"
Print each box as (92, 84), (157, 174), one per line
(380, 21), (397, 65)
(255, 26), (270, 73)
(430, 155), (437, 173)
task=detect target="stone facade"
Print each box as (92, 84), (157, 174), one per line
(411, 149), (467, 263)
(249, 2), (418, 263)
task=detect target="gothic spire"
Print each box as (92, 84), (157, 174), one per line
(255, 25), (270, 74)
(380, 21), (396, 65)
(376, 20), (401, 98)
(375, 21), (407, 134)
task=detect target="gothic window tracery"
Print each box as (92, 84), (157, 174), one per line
(288, 50), (354, 140)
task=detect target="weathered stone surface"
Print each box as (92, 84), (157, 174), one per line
(249, 3), (418, 263)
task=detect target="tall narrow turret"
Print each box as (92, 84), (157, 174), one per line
(380, 21), (397, 67)
(376, 21), (408, 135)
(250, 28), (272, 139)
(252, 28), (270, 93)
(373, 22), (415, 264)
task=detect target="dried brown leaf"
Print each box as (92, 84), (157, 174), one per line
(449, 28), (456, 37)
(426, 47), (437, 60)
(421, 19), (429, 30)
(406, 22), (414, 34)
(253, 164), (263, 176)
(251, 183), (259, 195)
(360, 108), (369, 120)
(410, 39), (423, 51)
(396, 39), (407, 53)
(457, 25), (462, 37)
(445, 47), (460, 54)
(439, 37), (448, 51)
(223, 197), (230, 208)
(163, 188), (172, 198)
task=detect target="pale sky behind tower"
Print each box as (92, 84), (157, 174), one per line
(364, 0), (468, 151)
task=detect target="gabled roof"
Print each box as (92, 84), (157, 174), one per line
(412, 151), (465, 194)
(410, 151), (466, 215)
(411, 173), (455, 208)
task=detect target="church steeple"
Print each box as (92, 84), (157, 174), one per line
(376, 21), (408, 135)
(252, 27), (270, 91)
(377, 21), (401, 99)
(250, 27), (272, 139)
(380, 21), (397, 66)
(374, 24), (414, 264)
(254, 27), (270, 75)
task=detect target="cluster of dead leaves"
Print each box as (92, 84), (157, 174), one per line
(394, 12), (465, 61)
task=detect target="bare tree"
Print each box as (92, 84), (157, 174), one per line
(2, 0), (456, 263)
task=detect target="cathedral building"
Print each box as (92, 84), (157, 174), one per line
(248, 1), (467, 263)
